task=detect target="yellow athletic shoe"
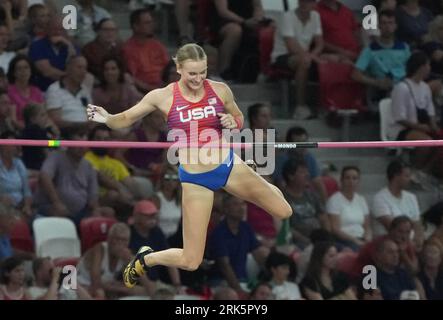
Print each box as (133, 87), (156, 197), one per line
(123, 246), (154, 288)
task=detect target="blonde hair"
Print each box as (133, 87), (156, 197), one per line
(173, 43), (207, 66)
(425, 15), (443, 42)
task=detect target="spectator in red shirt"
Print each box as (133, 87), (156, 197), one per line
(316, 0), (361, 63)
(351, 215), (418, 280)
(122, 9), (169, 93)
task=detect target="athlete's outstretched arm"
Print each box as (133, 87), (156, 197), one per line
(87, 89), (160, 130)
(217, 82), (244, 129)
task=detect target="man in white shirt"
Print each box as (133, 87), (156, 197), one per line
(46, 55), (92, 129)
(271, 0), (323, 120)
(0, 25), (16, 73)
(372, 160), (423, 248)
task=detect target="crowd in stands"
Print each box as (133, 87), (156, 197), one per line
(0, 0), (442, 300)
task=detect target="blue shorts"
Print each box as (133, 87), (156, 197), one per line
(178, 148), (234, 191)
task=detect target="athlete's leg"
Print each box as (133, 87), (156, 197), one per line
(123, 183), (214, 287)
(145, 183), (213, 271)
(224, 154), (292, 219)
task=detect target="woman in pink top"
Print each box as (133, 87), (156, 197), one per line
(7, 55), (44, 126)
(92, 56), (143, 116)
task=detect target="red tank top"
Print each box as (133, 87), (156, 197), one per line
(167, 80), (225, 144)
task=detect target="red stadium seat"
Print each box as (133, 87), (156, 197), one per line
(10, 218), (34, 253)
(336, 250), (358, 275)
(79, 217), (117, 252)
(258, 25), (293, 79)
(258, 25), (292, 112)
(317, 61), (366, 112)
(53, 256), (80, 268)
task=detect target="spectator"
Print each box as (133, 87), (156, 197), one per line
(0, 131), (33, 218)
(7, 55), (44, 125)
(372, 0), (397, 11)
(372, 160), (423, 248)
(0, 202), (16, 261)
(29, 16), (77, 91)
(421, 0), (443, 16)
(21, 103), (59, 170)
(352, 10), (410, 103)
(327, 166), (370, 251)
(92, 56), (142, 116)
(121, 109), (167, 179)
(0, 24), (15, 73)
(35, 127), (110, 226)
(296, 229), (335, 283)
(161, 59), (180, 86)
(417, 240), (443, 300)
(207, 195), (269, 299)
(352, 216), (419, 279)
(156, 167), (182, 241)
(213, 286), (239, 300)
(247, 200), (278, 249)
(274, 126), (327, 203)
(0, 256), (30, 300)
(28, 257), (92, 300)
(85, 125), (153, 215)
(316, 0), (361, 63)
(282, 158), (330, 249)
(423, 201), (443, 247)
(27, 3), (50, 42)
(300, 241), (356, 299)
(3, 0), (27, 23)
(0, 89), (21, 135)
(421, 15), (443, 79)
(45, 55), (91, 130)
(0, 67), (7, 91)
(390, 52), (440, 173)
(122, 9), (169, 93)
(129, 200), (182, 291)
(396, 0), (433, 48)
(373, 238), (420, 300)
(249, 282), (274, 300)
(271, 0), (323, 119)
(69, 0), (111, 47)
(266, 251), (301, 300)
(77, 222), (153, 299)
(82, 18), (123, 78)
(211, 0), (264, 80)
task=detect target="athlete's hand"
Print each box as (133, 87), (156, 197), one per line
(87, 104), (109, 124)
(217, 113), (237, 129)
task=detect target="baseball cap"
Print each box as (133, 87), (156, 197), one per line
(133, 200), (158, 216)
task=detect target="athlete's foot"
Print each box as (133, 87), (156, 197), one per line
(123, 246), (154, 288)
(245, 159), (257, 172)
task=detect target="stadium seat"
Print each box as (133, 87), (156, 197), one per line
(336, 251), (358, 275)
(33, 217), (81, 259)
(79, 217), (117, 252)
(53, 257), (80, 268)
(10, 218), (34, 253)
(258, 25), (292, 113)
(317, 61), (366, 112)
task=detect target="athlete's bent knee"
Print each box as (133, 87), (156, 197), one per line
(181, 256), (203, 271)
(279, 202), (293, 219)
